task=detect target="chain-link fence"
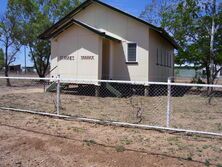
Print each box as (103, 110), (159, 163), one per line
(0, 77), (56, 114)
(0, 76), (221, 136)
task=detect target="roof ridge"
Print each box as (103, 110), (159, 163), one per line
(39, 0), (178, 49)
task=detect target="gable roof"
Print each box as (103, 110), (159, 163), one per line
(39, 0), (178, 49)
(48, 19), (121, 42)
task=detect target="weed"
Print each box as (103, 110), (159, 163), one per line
(212, 146), (222, 153)
(67, 126), (85, 133)
(187, 156), (192, 161)
(187, 153), (193, 161)
(196, 147), (203, 153)
(115, 145), (126, 152)
(216, 164), (222, 167)
(167, 136), (179, 142)
(202, 145), (210, 150)
(131, 129), (140, 134)
(204, 159), (210, 167)
(216, 123), (222, 131)
(120, 138), (133, 145)
(83, 139), (97, 146)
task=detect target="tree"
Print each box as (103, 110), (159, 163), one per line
(7, 0), (81, 78)
(0, 49), (4, 69)
(0, 14), (21, 86)
(141, 0), (222, 85)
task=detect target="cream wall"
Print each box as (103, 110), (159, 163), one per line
(50, 25), (102, 81)
(50, 2), (175, 82)
(74, 3), (149, 81)
(50, 40), (59, 78)
(149, 29), (174, 82)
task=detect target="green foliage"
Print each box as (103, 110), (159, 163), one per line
(141, 0), (222, 84)
(7, 0), (81, 77)
(0, 48), (4, 69)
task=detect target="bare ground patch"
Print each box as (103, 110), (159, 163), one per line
(0, 110), (222, 166)
(0, 83), (222, 133)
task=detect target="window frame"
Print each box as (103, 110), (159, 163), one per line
(126, 42), (137, 63)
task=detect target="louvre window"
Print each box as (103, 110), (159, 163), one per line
(127, 43), (137, 62)
(156, 48), (159, 65)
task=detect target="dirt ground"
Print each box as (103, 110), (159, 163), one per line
(0, 78), (222, 133)
(0, 110), (222, 167)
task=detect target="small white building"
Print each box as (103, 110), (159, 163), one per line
(39, 0), (178, 84)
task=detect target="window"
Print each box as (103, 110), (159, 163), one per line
(127, 43), (137, 62)
(156, 48), (159, 65)
(164, 50), (167, 66)
(167, 52), (171, 67)
(168, 52), (172, 67)
(160, 49), (163, 65)
(157, 48), (173, 68)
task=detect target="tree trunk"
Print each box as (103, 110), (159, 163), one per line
(206, 65), (210, 85)
(4, 45), (11, 87)
(206, 64), (212, 96)
(209, 0), (216, 85)
(4, 65), (11, 86)
(29, 45), (49, 78)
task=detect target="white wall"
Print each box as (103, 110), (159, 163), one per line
(74, 3), (149, 81)
(50, 25), (102, 81)
(149, 29), (174, 82)
(50, 2), (175, 82)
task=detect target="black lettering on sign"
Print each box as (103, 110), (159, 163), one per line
(60, 56), (75, 60)
(81, 56), (95, 60)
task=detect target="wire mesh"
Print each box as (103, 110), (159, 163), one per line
(0, 78), (56, 114)
(171, 84), (222, 133)
(59, 80), (167, 126)
(0, 77), (221, 135)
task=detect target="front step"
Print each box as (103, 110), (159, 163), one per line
(46, 81), (57, 92)
(105, 82), (122, 97)
(46, 82), (69, 92)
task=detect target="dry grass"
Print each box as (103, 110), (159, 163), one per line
(0, 110), (222, 166)
(0, 78), (222, 134)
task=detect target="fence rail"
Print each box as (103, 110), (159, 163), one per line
(0, 76), (221, 136)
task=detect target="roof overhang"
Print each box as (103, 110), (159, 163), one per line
(38, 0), (93, 40)
(43, 19), (121, 42)
(38, 0), (179, 49)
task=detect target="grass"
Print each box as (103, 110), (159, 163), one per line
(1, 82), (222, 133)
(67, 126), (86, 133)
(120, 137), (133, 145)
(204, 159), (210, 167)
(216, 123), (222, 131)
(202, 145), (210, 150)
(115, 145), (126, 152)
(196, 147), (203, 153)
(83, 139), (97, 146)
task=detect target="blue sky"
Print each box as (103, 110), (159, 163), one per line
(0, 0), (149, 66)
(0, 0), (149, 17)
(0, 1), (7, 15)
(102, 0), (149, 16)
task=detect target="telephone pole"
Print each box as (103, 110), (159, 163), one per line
(24, 46), (26, 74)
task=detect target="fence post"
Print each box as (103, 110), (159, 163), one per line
(166, 77), (172, 128)
(56, 75), (60, 115)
